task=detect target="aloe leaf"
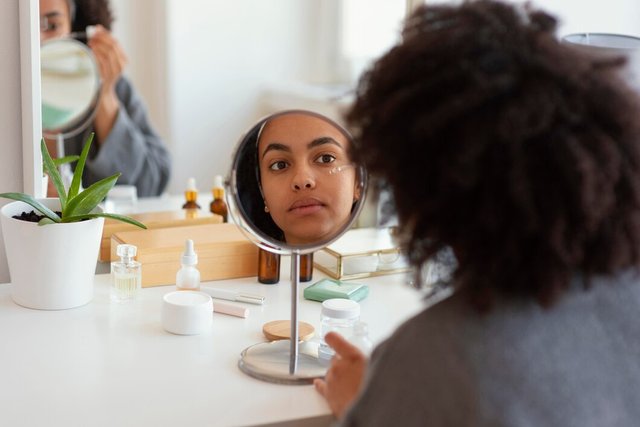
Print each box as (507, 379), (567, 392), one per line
(62, 212), (147, 229)
(52, 155), (80, 168)
(64, 173), (120, 218)
(41, 139), (67, 209)
(0, 192), (61, 223)
(38, 217), (56, 226)
(68, 133), (94, 200)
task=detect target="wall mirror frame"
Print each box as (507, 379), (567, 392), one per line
(19, 0), (43, 198)
(227, 109), (367, 384)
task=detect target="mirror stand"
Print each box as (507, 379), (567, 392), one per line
(238, 251), (327, 385)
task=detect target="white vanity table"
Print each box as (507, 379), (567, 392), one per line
(0, 264), (425, 426)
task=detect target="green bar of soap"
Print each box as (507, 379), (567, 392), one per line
(303, 278), (369, 302)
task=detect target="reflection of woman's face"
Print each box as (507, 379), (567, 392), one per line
(258, 113), (358, 245)
(40, 0), (72, 42)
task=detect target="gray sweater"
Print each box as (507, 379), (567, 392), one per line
(65, 76), (171, 197)
(341, 270), (640, 426)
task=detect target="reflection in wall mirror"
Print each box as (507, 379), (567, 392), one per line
(227, 110), (367, 384)
(40, 37), (100, 189)
(41, 38), (100, 138)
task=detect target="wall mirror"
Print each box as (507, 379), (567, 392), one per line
(227, 110), (367, 384)
(41, 37), (100, 138)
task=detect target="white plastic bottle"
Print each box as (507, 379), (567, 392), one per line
(176, 239), (200, 291)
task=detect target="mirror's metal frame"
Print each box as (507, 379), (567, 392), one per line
(228, 110), (368, 382)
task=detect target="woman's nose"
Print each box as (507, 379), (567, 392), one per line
(291, 168), (316, 191)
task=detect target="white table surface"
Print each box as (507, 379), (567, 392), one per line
(0, 262), (426, 427)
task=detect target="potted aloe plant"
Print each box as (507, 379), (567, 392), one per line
(0, 134), (146, 309)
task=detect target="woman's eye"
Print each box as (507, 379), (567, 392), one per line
(269, 160), (289, 171)
(315, 154), (336, 164)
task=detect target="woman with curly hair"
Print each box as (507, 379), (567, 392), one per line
(315, 0), (640, 425)
(40, 0), (171, 197)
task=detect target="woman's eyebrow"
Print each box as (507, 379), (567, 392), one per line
(308, 137), (342, 149)
(261, 142), (290, 159)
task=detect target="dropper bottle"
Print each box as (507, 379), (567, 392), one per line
(210, 175), (228, 222)
(176, 239), (200, 291)
(182, 177), (201, 210)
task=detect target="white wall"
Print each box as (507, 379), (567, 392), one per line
(111, 0), (323, 197)
(0, 0), (25, 282)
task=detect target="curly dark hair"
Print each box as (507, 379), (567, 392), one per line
(347, 0), (640, 308)
(71, 0), (114, 32)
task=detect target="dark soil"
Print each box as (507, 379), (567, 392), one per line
(13, 210), (62, 223)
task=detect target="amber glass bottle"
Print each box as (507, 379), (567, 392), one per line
(299, 253), (314, 282)
(182, 177), (201, 209)
(209, 175), (228, 222)
(258, 248), (280, 284)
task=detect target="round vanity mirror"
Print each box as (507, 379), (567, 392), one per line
(227, 110), (367, 384)
(41, 38), (100, 138)
(228, 110), (367, 253)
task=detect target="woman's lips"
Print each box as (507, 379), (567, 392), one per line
(289, 198), (325, 215)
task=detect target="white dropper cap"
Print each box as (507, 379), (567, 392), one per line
(187, 177), (197, 191)
(181, 239), (198, 265)
(213, 175), (224, 189)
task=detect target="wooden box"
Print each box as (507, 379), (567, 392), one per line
(110, 223), (259, 287)
(100, 210), (223, 261)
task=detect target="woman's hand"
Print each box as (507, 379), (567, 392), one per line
(88, 25), (128, 143)
(314, 332), (367, 419)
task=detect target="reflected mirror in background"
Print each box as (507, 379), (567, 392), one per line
(229, 110), (366, 254)
(41, 38), (100, 138)
(228, 110), (367, 384)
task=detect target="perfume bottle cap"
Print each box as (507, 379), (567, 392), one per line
(116, 244), (137, 259)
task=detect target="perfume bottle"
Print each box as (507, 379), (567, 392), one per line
(182, 177), (201, 210)
(210, 175), (228, 222)
(111, 244), (141, 302)
(258, 248), (280, 284)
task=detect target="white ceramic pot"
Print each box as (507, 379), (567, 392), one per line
(0, 198), (104, 310)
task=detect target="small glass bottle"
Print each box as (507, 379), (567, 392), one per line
(299, 252), (314, 282)
(210, 175), (228, 222)
(318, 298), (360, 364)
(182, 177), (201, 210)
(111, 244), (141, 302)
(176, 239), (200, 291)
(348, 321), (373, 356)
(258, 248), (280, 284)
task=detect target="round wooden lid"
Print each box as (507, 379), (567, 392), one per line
(262, 320), (315, 342)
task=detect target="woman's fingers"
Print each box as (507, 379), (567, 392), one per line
(325, 332), (365, 361)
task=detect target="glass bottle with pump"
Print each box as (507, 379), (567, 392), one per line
(182, 177), (201, 210)
(210, 175), (228, 222)
(258, 248), (280, 284)
(176, 239), (200, 291)
(111, 244), (142, 301)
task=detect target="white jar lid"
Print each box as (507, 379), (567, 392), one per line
(161, 291), (213, 335)
(321, 298), (360, 319)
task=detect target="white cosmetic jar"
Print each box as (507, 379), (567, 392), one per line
(161, 291), (213, 335)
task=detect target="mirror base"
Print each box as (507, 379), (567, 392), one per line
(238, 340), (327, 385)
